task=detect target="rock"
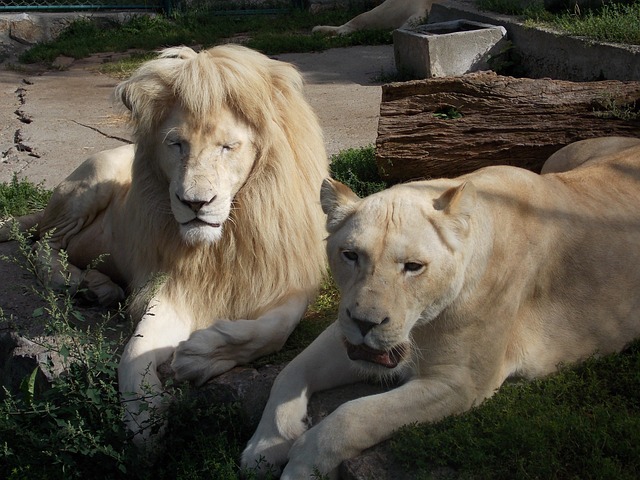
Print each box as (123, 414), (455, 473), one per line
(0, 332), (67, 395)
(9, 14), (44, 46)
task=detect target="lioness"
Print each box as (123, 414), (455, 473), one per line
(242, 137), (640, 478)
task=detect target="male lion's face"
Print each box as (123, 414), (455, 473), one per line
(321, 179), (475, 375)
(157, 106), (257, 245)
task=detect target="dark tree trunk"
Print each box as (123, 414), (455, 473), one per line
(376, 72), (640, 183)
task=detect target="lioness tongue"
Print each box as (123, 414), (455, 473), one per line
(347, 343), (398, 369)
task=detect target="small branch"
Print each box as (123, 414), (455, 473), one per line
(71, 120), (132, 144)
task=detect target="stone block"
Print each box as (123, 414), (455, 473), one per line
(393, 20), (508, 78)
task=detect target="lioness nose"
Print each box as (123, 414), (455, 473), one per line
(347, 309), (390, 336)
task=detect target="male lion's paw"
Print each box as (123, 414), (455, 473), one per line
(172, 320), (253, 385)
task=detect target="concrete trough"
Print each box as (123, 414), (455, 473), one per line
(393, 20), (508, 78)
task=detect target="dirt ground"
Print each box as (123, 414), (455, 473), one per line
(0, 44), (395, 335)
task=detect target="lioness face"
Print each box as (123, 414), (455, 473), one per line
(322, 180), (475, 374)
(158, 106), (257, 245)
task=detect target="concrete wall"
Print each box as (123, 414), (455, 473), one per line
(428, 0), (640, 81)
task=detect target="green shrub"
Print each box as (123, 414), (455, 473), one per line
(330, 145), (387, 197)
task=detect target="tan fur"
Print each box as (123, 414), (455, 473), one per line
(541, 136), (640, 174)
(8, 45), (328, 442)
(312, 0), (433, 36)
(243, 137), (640, 478)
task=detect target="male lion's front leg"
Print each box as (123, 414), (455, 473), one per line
(119, 293), (191, 445)
(172, 291), (313, 386)
(241, 322), (361, 476)
(281, 373), (475, 479)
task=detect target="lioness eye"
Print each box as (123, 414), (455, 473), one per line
(404, 262), (424, 273)
(342, 250), (358, 263)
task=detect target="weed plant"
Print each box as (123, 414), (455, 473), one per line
(0, 226), (134, 479)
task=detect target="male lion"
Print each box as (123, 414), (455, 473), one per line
(242, 137), (640, 478)
(1, 45), (328, 441)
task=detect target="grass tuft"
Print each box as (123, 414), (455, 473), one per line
(0, 175), (51, 219)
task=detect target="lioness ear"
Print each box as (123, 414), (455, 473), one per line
(434, 182), (476, 242)
(434, 182), (476, 217)
(321, 178), (360, 233)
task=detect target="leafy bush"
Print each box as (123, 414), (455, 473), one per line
(0, 233), (134, 479)
(330, 145), (387, 197)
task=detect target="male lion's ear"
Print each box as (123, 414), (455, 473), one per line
(321, 178), (360, 233)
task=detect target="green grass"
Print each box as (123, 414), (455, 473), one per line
(20, 8), (392, 65)
(0, 175), (51, 219)
(392, 341), (640, 479)
(477, 0), (640, 45)
(550, 1), (640, 44)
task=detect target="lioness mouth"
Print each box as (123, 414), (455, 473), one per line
(345, 341), (407, 369)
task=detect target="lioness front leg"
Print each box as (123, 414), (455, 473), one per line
(281, 372), (476, 479)
(119, 293), (191, 444)
(241, 322), (362, 476)
(172, 291), (312, 386)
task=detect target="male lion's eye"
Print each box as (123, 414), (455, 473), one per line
(342, 250), (358, 263)
(222, 142), (238, 152)
(404, 262), (424, 273)
(168, 141), (184, 154)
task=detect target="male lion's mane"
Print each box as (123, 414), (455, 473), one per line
(116, 45), (328, 327)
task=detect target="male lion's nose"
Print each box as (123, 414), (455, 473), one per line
(347, 308), (390, 337)
(177, 193), (217, 213)
(185, 200), (206, 212)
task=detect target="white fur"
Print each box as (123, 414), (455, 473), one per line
(10, 45), (329, 444)
(243, 137), (640, 477)
(312, 0), (433, 36)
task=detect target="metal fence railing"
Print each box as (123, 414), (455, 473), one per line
(0, 0), (174, 12)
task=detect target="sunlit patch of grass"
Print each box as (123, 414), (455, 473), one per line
(0, 175), (51, 219)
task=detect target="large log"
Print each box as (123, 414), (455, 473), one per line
(376, 72), (640, 183)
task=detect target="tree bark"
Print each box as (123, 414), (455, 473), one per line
(376, 72), (640, 183)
